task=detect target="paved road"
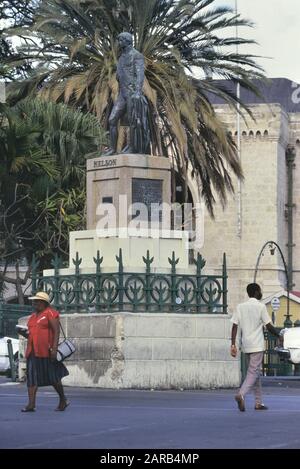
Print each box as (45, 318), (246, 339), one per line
(0, 376), (300, 449)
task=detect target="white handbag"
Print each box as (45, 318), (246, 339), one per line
(56, 323), (76, 362)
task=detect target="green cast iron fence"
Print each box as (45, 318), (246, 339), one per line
(0, 303), (32, 338)
(31, 249), (228, 314)
(262, 327), (293, 376)
(0, 249), (227, 337)
(241, 321), (300, 379)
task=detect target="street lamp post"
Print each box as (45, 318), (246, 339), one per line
(254, 241), (292, 325)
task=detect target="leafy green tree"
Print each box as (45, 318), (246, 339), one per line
(0, 98), (105, 301)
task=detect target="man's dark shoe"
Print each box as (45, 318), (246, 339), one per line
(255, 404), (268, 410)
(235, 394), (245, 412)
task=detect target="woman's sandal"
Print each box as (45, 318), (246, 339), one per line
(21, 407), (35, 412)
(55, 401), (70, 411)
(235, 394), (245, 412)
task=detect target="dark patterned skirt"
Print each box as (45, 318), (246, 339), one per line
(26, 353), (69, 387)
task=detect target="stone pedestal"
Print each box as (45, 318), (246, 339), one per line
(18, 313), (239, 389)
(43, 228), (190, 276)
(86, 153), (171, 231)
(43, 153), (194, 276)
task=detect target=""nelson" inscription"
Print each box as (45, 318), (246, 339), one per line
(94, 159), (117, 168)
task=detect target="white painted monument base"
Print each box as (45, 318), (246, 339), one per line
(43, 228), (191, 275)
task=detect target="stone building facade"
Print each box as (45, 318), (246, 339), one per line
(189, 78), (300, 314)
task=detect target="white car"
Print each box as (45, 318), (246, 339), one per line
(0, 336), (19, 376)
(275, 328), (300, 364)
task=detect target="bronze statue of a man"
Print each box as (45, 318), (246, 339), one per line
(104, 32), (150, 155)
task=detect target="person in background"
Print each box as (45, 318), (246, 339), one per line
(17, 292), (69, 412)
(231, 283), (282, 412)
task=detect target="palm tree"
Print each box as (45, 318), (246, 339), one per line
(8, 0), (265, 214)
(1, 98), (105, 201)
(13, 98), (106, 194)
(0, 98), (105, 281)
(0, 101), (58, 209)
(0, 100), (57, 300)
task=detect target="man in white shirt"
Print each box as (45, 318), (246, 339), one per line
(231, 283), (281, 412)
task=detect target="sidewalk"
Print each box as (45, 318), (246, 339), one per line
(262, 376), (300, 388)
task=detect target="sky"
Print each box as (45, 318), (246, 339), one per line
(215, 0), (300, 84)
(1, 0), (300, 84)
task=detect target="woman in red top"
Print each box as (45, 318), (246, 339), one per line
(18, 291), (69, 412)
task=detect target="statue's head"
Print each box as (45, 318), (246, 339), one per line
(117, 32), (133, 49)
